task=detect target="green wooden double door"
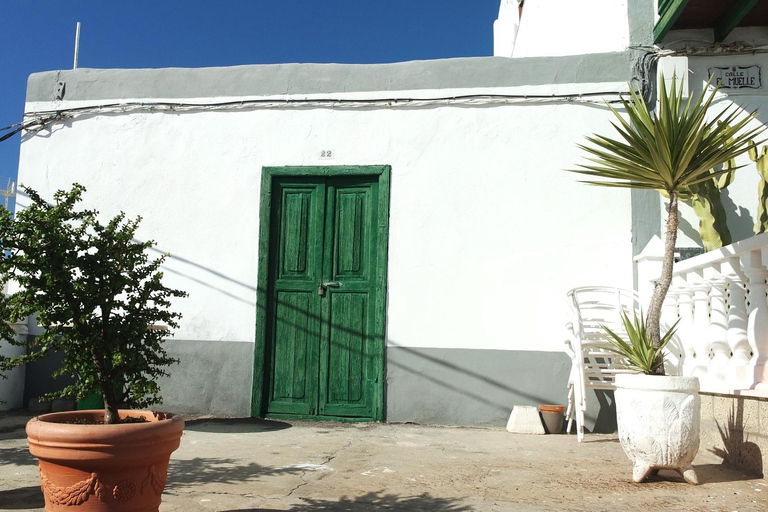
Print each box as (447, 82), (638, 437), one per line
(255, 167), (389, 421)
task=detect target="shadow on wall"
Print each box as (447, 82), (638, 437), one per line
(219, 491), (472, 512)
(14, 224), (584, 426)
(158, 244), (588, 426)
(673, 180), (756, 248)
(709, 400), (764, 478)
(153, 243), (575, 422)
(250, 286), (577, 424)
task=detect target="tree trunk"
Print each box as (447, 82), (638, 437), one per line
(102, 383), (120, 425)
(93, 353), (120, 424)
(646, 191), (679, 375)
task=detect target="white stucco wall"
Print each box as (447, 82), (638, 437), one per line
(18, 78), (636, 356)
(512, 0), (630, 58)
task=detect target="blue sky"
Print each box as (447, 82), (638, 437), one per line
(0, 1), (500, 193)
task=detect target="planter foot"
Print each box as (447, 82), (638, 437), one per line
(680, 466), (699, 485)
(632, 462), (654, 483)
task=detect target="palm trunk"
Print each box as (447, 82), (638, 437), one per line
(646, 191), (679, 376)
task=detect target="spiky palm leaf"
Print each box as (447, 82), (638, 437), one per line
(602, 311), (679, 375)
(573, 77), (763, 192)
(570, 75), (764, 373)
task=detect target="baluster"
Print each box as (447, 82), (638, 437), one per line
(722, 256), (751, 388)
(689, 270), (712, 382)
(675, 276), (696, 377)
(704, 265), (729, 387)
(742, 248), (768, 390)
(661, 287), (682, 375)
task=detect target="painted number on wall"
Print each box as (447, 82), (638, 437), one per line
(320, 150), (334, 159)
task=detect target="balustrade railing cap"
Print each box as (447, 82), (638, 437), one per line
(674, 231), (768, 276)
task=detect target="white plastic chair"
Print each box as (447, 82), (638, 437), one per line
(564, 287), (640, 442)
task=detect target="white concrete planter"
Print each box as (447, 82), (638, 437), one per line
(614, 374), (700, 484)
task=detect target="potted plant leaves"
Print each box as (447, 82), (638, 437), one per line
(570, 75), (764, 483)
(0, 184), (187, 511)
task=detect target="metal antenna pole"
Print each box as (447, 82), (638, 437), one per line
(74, 22), (81, 69)
(1, 179), (16, 209)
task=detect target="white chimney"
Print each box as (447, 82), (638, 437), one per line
(493, 0), (522, 57)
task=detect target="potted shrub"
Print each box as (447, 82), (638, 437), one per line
(570, 75), (764, 483)
(0, 184), (187, 511)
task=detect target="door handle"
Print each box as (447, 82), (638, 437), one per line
(318, 281), (343, 296)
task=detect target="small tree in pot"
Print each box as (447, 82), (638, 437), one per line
(570, 76), (763, 483)
(2, 184), (186, 423)
(0, 184), (187, 511)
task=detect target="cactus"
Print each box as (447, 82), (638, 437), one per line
(748, 140), (768, 234)
(674, 150), (736, 251)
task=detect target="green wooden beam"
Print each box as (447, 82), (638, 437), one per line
(715, 0), (760, 42)
(654, 0), (692, 43)
(658, 0), (677, 19)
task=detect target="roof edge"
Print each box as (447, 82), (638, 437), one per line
(27, 53), (640, 103)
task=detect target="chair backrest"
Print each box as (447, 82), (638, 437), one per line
(566, 287), (642, 388)
(567, 286), (642, 345)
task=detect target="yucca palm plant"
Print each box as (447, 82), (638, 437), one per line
(571, 75), (764, 374)
(603, 311), (679, 375)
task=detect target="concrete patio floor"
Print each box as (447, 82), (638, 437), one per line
(1, 411), (767, 512)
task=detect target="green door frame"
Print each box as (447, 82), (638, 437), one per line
(251, 165), (391, 421)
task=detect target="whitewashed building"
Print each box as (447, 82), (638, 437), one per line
(13, 0), (768, 452)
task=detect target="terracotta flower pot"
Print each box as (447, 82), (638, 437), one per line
(26, 410), (184, 512)
(538, 404), (566, 434)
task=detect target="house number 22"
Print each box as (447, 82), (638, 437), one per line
(320, 150), (334, 159)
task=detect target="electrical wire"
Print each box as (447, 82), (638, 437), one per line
(0, 90), (634, 140)
(0, 120), (27, 131)
(0, 124), (29, 143)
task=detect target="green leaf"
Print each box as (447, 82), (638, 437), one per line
(601, 311), (679, 375)
(569, 75), (764, 195)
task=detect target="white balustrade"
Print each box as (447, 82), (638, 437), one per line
(705, 266), (730, 384)
(722, 257), (751, 387)
(744, 248), (768, 389)
(661, 288), (683, 375)
(690, 270), (712, 380)
(675, 277), (696, 377)
(636, 231), (768, 393)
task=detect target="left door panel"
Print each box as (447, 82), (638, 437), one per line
(266, 180), (325, 416)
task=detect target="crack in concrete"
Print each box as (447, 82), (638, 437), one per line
(286, 437), (353, 498)
(166, 489), (254, 498)
(165, 439), (356, 501)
